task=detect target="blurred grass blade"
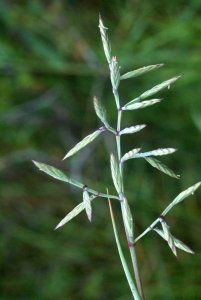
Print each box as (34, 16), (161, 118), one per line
(110, 152), (122, 193)
(63, 127), (106, 160)
(134, 148), (177, 158)
(144, 157), (180, 179)
(83, 188), (92, 222)
(33, 160), (119, 200)
(119, 125), (146, 135)
(121, 148), (141, 163)
(154, 228), (194, 254)
(125, 75), (182, 107)
(162, 182), (201, 216)
(108, 195), (140, 300)
(120, 64), (164, 80)
(123, 99), (162, 110)
(160, 218), (177, 257)
(110, 56), (120, 90)
(99, 14), (112, 64)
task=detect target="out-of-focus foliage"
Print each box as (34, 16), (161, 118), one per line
(1, 1), (201, 299)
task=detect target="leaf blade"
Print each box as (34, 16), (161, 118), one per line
(107, 195), (141, 300)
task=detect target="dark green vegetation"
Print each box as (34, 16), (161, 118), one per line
(1, 1), (201, 299)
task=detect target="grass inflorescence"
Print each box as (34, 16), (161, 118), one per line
(33, 15), (201, 300)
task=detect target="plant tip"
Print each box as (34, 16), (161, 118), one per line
(54, 224), (60, 230)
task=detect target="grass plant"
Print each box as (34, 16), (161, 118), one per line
(33, 15), (201, 299)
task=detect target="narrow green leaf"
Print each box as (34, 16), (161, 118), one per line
(160, 218), (177, 257)
(154, 228), (194, 254)
(108, 196), (141, 300)
(120, 64), (164, 80)
(123, 99), (162, 111)
(63, 127), (105, 160)
(83, 188), (92, 222)
(110, 56), (120, 90)
(110, 153), (122, 194)
(121, 148), (141, 163)
(99, 14), (112, 64)
(134, 148), (177, 158)
(162, 182), (201, 216)
(144, 157), (180, 179)
(119, 124), (146, 135)
(33, 161), (119, 200)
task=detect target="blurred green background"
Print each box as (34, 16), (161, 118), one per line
(1, 1), (201, 299)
